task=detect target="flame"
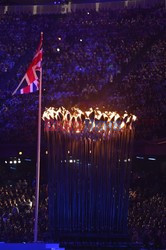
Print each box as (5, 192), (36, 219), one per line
(43, 107), (137, 135)
(120, 121), (125, 129)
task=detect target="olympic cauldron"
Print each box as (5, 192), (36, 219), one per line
(43, 107), (136, 241)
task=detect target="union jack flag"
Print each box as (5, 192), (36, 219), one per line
(13, 33), (43, 95)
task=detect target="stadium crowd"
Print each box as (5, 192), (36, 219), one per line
(0, 5), (166, 248)
(0, 179), (48, 242)
(129, 191), (166, 249)
(128, 164), (166, 249)
(0, 6), (166, 143)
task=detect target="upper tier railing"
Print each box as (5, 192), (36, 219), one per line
(0, 0), (164, 14)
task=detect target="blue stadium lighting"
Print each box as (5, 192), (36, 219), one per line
(136, 156), (144, 160)
(24, 158), (32, 161)
(148, 157), (156, 161)
(10, 166), (16, 170)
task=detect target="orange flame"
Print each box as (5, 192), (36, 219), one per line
(43, 107), (137, 134)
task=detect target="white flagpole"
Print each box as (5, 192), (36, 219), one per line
(34, 32), (43, 243)
(12, 76), (25, 95)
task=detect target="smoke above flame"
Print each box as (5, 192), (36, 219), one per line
(42, 107), (137, 134)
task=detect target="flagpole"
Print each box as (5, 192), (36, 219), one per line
(34, 32), (43, 243)
(12, 76), (25, 95)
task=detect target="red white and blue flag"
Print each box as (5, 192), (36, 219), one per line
(13, 33), (43, 95)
